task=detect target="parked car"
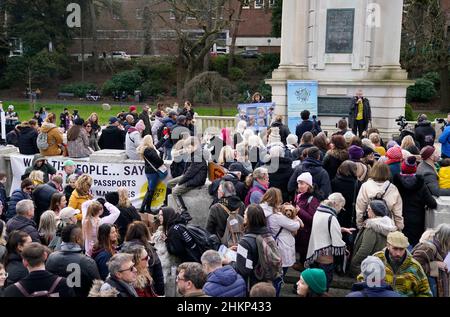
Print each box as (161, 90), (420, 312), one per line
(240, 50), (261, 59)
(111, 51), (131, 60)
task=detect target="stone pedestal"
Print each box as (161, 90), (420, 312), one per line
(267, 0), (414, 139)
(426, 197), (450, 229)
(89, 149), (128, 163)
(0, 146), (19, 194)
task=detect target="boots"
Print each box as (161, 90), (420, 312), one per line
(140, 189), (155, 213)
(175, 195), (188, 212)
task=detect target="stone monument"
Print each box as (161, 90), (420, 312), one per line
(267, 0), (413, 138)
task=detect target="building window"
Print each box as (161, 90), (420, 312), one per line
(169, 9), (175, 20)
(243, 0), (250, 9)
(112, 9), (120, 20)
(269, 0), (275, 8)
(255, 0), (264, 9)
(136, 9), (143, 20)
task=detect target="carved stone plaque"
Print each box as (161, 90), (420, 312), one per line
(325, 9), (355, 54)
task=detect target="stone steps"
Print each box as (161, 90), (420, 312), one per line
(284, 268), (355, 291)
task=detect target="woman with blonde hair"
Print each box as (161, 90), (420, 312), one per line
(115, 187), (141, 242)
(29, 170), (44, 186)
(38, 210), (57, 246)
(401, 135), (420, 155)
(69, 174), (94, 218)
(137, 135), (166, 213)
(82, 199), (120, 256)
(218, 145), (236, 169)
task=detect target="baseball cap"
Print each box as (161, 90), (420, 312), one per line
(63, 160), (75, 167)
(59, 207), (80, 221)
(109, 117), (119, 124)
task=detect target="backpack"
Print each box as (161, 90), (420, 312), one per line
(14, 276), (62, 297)
(366, 182), (391, 219)
(244, 186), (264, 206)
(219, 204), (244, 247)
(179, 224), (220, 255)
(36, 132), (49, 150)
(247, 233), (282, 281)
(310, 117), (322, 136)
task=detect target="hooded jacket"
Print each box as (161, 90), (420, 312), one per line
(288, 157), (331, 201)
(364, 249), (432, 297)
(6, 215), (40, 242)
(206, 196), (245, 239)
(4, 252), (28, 286)
(46, 242), (101, 297)
(203, 265), (247, 297)
(23, 154), (57, 183)
(39, 122), (64, 156)
(98, 125), (126, 150)
(415, 121), (436, 149)
(17, 125), (39, 155)
(5, 189), (31, 222)
(125, 127), (142, 160)
(355, 179), (404, 231)
(294, 192), (320, 262)
(350, 216), (397, 277)
(393, 174), (437, 246)
(346, 282), (403, 297)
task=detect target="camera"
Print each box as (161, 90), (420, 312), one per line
(436, 118), (448, 131)
(395, 115), (408, 131)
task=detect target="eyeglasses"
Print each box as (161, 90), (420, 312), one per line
(118, 265), (136, 273)
(140, 255), (149, 262)
(176, 275), (186, 282)
(0, 272), (8, 278)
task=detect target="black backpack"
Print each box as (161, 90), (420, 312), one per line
(311, 117), (322, 136)
(179, 224), (220, 255)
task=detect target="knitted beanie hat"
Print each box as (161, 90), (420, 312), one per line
(301, 268), (327, 295)
(401, 156), (417, 174)
(420, 146), (435, 161)
(369, 200), (388, 217)
(297, 172), (313, 188)
(348, 145), (364, 161)
(386, 146), (403, 165)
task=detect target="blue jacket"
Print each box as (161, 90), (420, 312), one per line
(203, 266), (247, 297)
(388, 162), (401, 180)
(439, 125), (450, 157)
(346, 282), (403, 297)
(92, 248), (113, 281)
(5, 189), (31, 222)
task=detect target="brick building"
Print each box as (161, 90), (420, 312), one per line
(68, 0), (280, 57)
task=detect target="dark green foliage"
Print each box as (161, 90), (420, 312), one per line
(102, 70), (143, 95)
(407, 78), (438, 102)
(60, 82), (97, 98)
(405, 104), (414, 121)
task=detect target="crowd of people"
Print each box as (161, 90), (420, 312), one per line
(0, 97), (450, 298)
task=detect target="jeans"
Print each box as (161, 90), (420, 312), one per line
(311, 262), (334, 291)
(428, 276), (438, 297)
(146, 173), (161, 192)
(272, 276), (284, 297)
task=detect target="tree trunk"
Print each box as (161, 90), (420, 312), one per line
(228, 3), (244, 73)
(176, 40), (184, 98)
(143, 6), (154, 55)
(88, 1), (99, 73)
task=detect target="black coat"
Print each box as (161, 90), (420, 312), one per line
(98, 125), (126, 150)
(271, 121), (291, 145)
(331, 175), (362, 229)
(206, 196), (245, 239)
(46, 243), (100, 297)
(139, 110), (152, 136)
(17, 126), (39, 155)
(295, 120), (313, 141)
(291, 144), (323, 161)
(115, 205), (141, 243)
(178, 152), (207, 188)
(5, 190), (31, 222)
(104, 276), (138, 297)
(288, 157), (331, 201)
(349, 97), (371, 128)
(3, 270), (75, 297)
(5, 252), (28, 286)
(6, 215), (40, 242)
(143, 148), (164, 174)
(323, 150), (349, 180)
(32, 183), (57, 224)
(166, 214), (201, 263)
(414, 121), (436, 149)
(267, 156), (293, 202)
(209, 173), (247, 204)
(393, 174), (437, 247)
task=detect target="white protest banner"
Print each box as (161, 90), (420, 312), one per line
(10, 154), (168, 208)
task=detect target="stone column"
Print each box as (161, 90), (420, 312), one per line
(279, 0), (296, 66)
(371, 0), (404, 69)
(293, 0), (309, 68)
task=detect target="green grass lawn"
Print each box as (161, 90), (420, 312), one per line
(412, 112), (447, 121)
(1, 101), (238, 125)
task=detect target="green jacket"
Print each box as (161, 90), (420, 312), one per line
(350, 216), (397, 277)
(359, 248), (432, 297)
